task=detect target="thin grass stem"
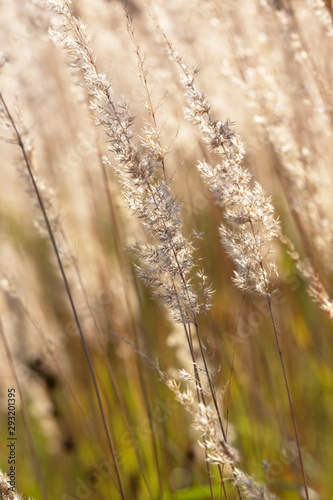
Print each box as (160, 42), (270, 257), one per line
(0, 92), (126, 500)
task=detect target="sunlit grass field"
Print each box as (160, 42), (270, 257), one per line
(1, 1), (333, 499)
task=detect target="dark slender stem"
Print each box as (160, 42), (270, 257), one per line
(225, 292), (245, 437)
(193, 323), (243, 500)
(0, 92), (126, 500)
(95, 141), (162, 500)
(266, 294), (309, 500)
(247, 216), (308, 500)
(67, 244), (154, 500)
(180, 321), (216, 499)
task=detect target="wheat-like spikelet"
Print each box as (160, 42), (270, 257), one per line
(163, 31), (310, 499)
(163, 374), (277, 499)
(45, 5), (232, 496)
(45, 4), (277, 498)
(0, 108), (72, 267)
(282, 235), (333, 321)
(1, 0), (333, 498)
(0, 471), (23, 500)
(0, 468), (36, 500)
(165, 42), (280, 296)
(45, 0), (211, 326)
(308, 0), (333, 34)
(220, 4), (333, 272)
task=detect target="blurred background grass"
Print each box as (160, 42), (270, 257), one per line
(0, 0), (333, 499)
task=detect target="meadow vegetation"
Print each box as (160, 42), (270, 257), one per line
(0, 1), (333, 499)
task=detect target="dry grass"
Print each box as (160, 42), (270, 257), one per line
(0, 1), (333, 499)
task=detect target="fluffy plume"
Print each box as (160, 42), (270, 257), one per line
(166, 42), (280, 295)
(46, 0), (209, 324)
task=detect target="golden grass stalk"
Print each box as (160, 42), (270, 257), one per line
(164, 34), (309, 499)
